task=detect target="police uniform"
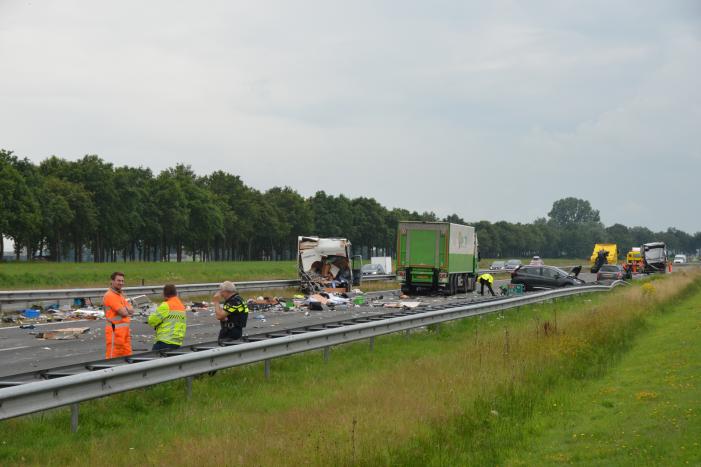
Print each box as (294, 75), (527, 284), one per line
(218, 293), (249, 343)
(477, 273), (496, 296)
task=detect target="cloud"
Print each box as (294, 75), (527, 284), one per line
(0, 0), (699, 232)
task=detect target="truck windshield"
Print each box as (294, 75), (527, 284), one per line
(645, 248), (665, 261)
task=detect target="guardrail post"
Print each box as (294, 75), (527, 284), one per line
(264, 359), (271, 379)
(369, 336), (375, 351)
(404, 330), (410, 339)
(185, 376), (193, 399)
(70, 403), (79, 433)
(323, 346), (330, 363)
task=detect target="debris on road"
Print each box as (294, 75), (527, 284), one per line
(33, 327), (90, 340)
(70, 308), (105, 319)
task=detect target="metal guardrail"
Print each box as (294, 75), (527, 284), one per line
(0, 284), (615, 422)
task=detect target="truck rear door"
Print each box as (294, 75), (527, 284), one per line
(408, 229), (440, 267)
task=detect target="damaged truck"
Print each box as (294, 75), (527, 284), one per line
(641, 241), (668, 274)
(297, 236), (362, 293)
(396, 221), (479, 295)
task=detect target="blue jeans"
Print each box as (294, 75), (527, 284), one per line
(152, 341), (180, 351)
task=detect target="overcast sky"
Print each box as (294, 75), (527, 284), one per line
(1, 1), (699, 233)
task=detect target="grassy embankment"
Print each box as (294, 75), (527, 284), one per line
(0, 271), (699, 465)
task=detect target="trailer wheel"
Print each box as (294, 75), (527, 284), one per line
(466, 274), (476, 292)
(444, 274), (455, 296)
(460, 273), (469, 293)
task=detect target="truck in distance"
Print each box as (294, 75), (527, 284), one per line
(590, 243), (618, 273)
(642, 242), (668, 273)
(396, 221), (479, 295)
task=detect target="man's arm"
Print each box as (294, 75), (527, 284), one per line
(116, 299), (134, 317)
(148, 302), (167, 328)
(104, 293), (134, 318)
(212, 292), (227, 321)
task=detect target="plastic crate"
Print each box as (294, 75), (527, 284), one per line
(21, 309), (41, 319)
(507, 284), (525, 296)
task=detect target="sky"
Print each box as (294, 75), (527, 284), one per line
(1, 0), (700, 233)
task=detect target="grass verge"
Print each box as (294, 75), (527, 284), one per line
(0, 272), (698, 466)
(504, 277), (701, 465)
(0, 261), (298, 289)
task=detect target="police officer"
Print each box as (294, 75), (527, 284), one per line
(213, 281), (249, 343)
(477, 272), (496, 296)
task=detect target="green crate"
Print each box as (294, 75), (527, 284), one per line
(353, 295), (366, 305)
(507, 283), (524, 296)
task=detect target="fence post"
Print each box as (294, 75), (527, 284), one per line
(70, 403), (79, 433)
(185, 376), (193, 399)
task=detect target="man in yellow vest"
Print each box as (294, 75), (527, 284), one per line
(477, 273), (496, 296)
(148, 284), (187, 351)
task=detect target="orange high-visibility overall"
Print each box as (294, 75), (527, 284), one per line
(103, 288), (132, 358)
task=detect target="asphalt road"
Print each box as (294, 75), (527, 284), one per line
(0, 273), (601, 378)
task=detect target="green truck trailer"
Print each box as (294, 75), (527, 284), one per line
(396, 221), (479, 295)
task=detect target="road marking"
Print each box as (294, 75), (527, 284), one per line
(0, 346), (30, 352)
(0, 319), (91, 331)
(189, 324), (204, 327)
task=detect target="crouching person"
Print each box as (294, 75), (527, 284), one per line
(214, 281), (249, 344)
(148, 284), (187, 351)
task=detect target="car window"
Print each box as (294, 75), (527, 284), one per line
(542, 268), (561, 279)
(599, 265), (618, 272)
(521, 266), (541, 276)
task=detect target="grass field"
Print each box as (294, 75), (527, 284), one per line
(1, 271), (698, 466)
(0, 261), (298, 289)
(0, 258), (586, 290)
(506, 277), (701, 465)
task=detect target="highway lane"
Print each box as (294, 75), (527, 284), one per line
(0, 272), (598, 377)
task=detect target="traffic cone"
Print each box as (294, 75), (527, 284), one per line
(669, 262), (672, 273)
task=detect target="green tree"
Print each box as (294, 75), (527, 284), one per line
(0, 151), (41, 260)
(265, 187), (313, 259)
(548, 197), (601, 227)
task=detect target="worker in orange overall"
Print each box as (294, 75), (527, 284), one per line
(103, 271), (134, 358)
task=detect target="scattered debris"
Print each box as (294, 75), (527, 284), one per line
(33, 327), (90, 340)
(70, 308), (105, 319)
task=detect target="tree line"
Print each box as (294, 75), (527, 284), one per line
(1, 150), (699, 262)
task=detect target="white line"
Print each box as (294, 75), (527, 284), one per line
(0, 346), (29, 352)
(0, 319), (91, 331)
(188, 324), (203, 327)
